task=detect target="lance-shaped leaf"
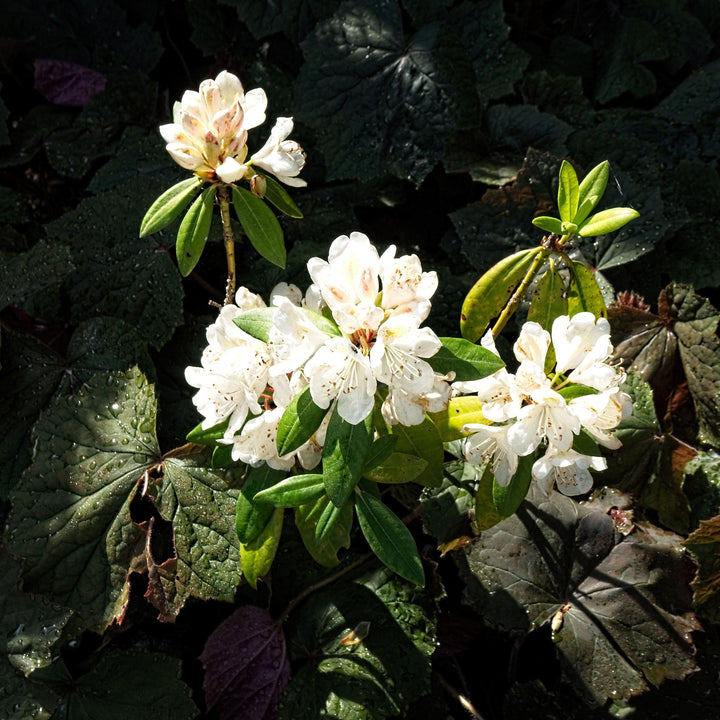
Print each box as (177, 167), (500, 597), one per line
(202, 605), (290, 720)
(557, 160), (579, 223)
(296, 494), (353, 567)
(362, 435), (398, 472)
(256, 171), (303, 218)
(233, 307), (277, 342)
(364, 452), (427, 485)
(233, 185), (286, 268)
(577, 207), (640, 237)
(428, 336), (505, 381)
(575, 160), (609, 225)
(528, 266), (568, 329)
(491, 453), (534, 519)
(460, 247), (542, 342)
(355, 484), (424, 586)
(429, 396), (487, 442)
(236, 465), (286, 544)
(315, 494), (353, 543)
(5, 367), (159, 632)
(323, 409), (373, 508)
(176, 186), (215, 276)
(186, 418), (230, 445)
(279, 565), (435, 719)
(240, 508), (284, 589)
(254, 473), (326, 508)
(455, 487), (700, 705)
(276, 387), (328, 455)
(139, 176), (203, 237)
(567, 260), (606, 318)
(531, 215), (563, 234)
(388, 417), (444, 488)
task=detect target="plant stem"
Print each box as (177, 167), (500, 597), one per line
(217, 184), (236, 305)
(491, 248), (549, 338)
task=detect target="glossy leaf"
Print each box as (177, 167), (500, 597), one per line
(531, 215), (563, 234)
(276, 386), (328, 455)
(567, 260), (606, 317)
(257, 171), (303, 218)
(577, 207), (640, 237)
(575, 160), (609, 225)
(422, 460), (478, 542)
(253, 473), (326, 508)
(428, 336), (505, 381)
(556, 384), (598, 401)
(473, 462), (504, 532)
(202, 606), (290, 720)
(176, 186), (215, 276)
(233, 307), (277, 342)
(528, 266), (568, 329)
(296, 495), (353, 567)
(492, 453), (534, 519)
(362, 435), (399, 472)
(314, 495), (352, 543)
(456, 487), (699, 705)
(557, 160), (579, 222)
(186, 418), (229, 445)
(322, 409), (373, 508)
(364, 452), (427, 484)
(388, 417), (444, 488)
(139, 176), (203, 237)
(428, 396), (487, 442)
(236, 465), (286, 544)
(460, 247), (542, 342)
(355, 487), (424, 586)
(232, 185), (286, 268)
(240, 508), (284, 589)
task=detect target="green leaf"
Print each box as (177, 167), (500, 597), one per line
(256, 171), (303, 218)
(5, 368), (159, 632)
(362, 435), (398, 472)
(139, 177), (203, 237)
(364, 452), (428, 484)
(473, 462), (504, 532)
(456, 488), (699, 705)
(422, 461), (478, 541)
(322, 409), (373, 508)
(389, 418), (444, 488)
(277, 387), (328, 455)
(567, 261), (607, 318)
(236, 465), (286, 544)
(492, 453), (534, 518)
(186, 418), (230, 445)
(296, 495), (353, 567)
(531, 215), (563, 234)
(240, 508), (284, 589)
(460, 247), (542, 342)
(428, 396), (486, 442)
(254, 473), (326, 508)
(300, 306), (342, 337)
(575, 160), (609, 225)
(211, 442), (234, 468)
(577, 207), (640, 237)
(557, 160), (579, 223)
(176, 186), (215, 276)
(557, 384), (598, 401)
(428, 336), (505, 381)
(232, 185), (286, 268)
(279, 565), (435, 719)
(232, 306), (277, 342)
(314, 495), (353, 544)
(527, 266), (568, 331)
(572, 428), (603, 457)
(355, 488), (424, 586)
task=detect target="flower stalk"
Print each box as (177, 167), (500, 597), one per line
(217, 184), (236, 305)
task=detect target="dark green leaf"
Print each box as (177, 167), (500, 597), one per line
(233, 307), (277, 342)
(257, 171), (303, 218)
(492, 453), (534, 518)
(460, 247), (542, 341)
(236, 465), (286, 544)
(428, 336), (505, 381)
(572, 428), (603, 457)
(421, 460), (477, 542)
(473, 462), (504, 532)
(277, 387), (328, 455)
(557, 160), (579, 223)
(354, 488), (424, 586)
(176, 186), (215, 276)
(279, 565), (435, 719)
(389, 418), (444, 488)
(323, 409), (373, 507)
(314, 495), (353, 543)
(296, 494), (353, 567)
(211, 442), (234, 468)
(187, 418), (230, 445)
(139, 177), (203, 237)
(232, 185), (286, 268)
(254, 473), (326, 507)
(484, 104), (572, 157)
(655, 58), (720, 125)
(364, 452), (428, 484)
(363, 435), (398, 472)
(456, 487), (699, 705)
(240, 507), (284, 589)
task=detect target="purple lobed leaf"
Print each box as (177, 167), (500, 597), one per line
(34, 59), (107, 107)
(201, 606), (291, 720)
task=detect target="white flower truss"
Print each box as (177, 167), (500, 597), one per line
(458, 312), (631, 497)
(160, 70), (306, 186)
(185, 232), (450, 471)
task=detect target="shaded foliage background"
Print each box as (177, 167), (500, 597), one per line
(1, 0), (720, 718)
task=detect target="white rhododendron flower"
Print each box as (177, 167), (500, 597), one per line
(457, 313), (629, 497)
(159, 70), (305, 186)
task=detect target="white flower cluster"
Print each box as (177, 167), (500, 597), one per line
(185, 233), (450, 469)
(160, 70), (306, 186)
(457, 313), (631, 496)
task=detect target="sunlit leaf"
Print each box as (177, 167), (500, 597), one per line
(233, 307), (277, 342)
(240, 508), (284, 589)
(254, 473), (326, 507)
(232, 186), (286, 268)
(363, 452), (427, 484)
(276, 387), (328, 455)
(428, 336), (505, 381)
(566, 260), (606, 317)
(257, 171), (303, 218)
(388, 417), (444, 488)
(428, 396), (487, 442)
(557, 160), (579, 223)
(577, 207), (640, 237)
(176, 186), (215, 276)
(139, 177), (203, 237)
(575, 160), (609, 224)
(295, 494), (353, 567)
(236, 465), (286, 544)
(491, 453), (534, 519)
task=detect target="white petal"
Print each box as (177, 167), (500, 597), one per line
(216, 156), (248, 183)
